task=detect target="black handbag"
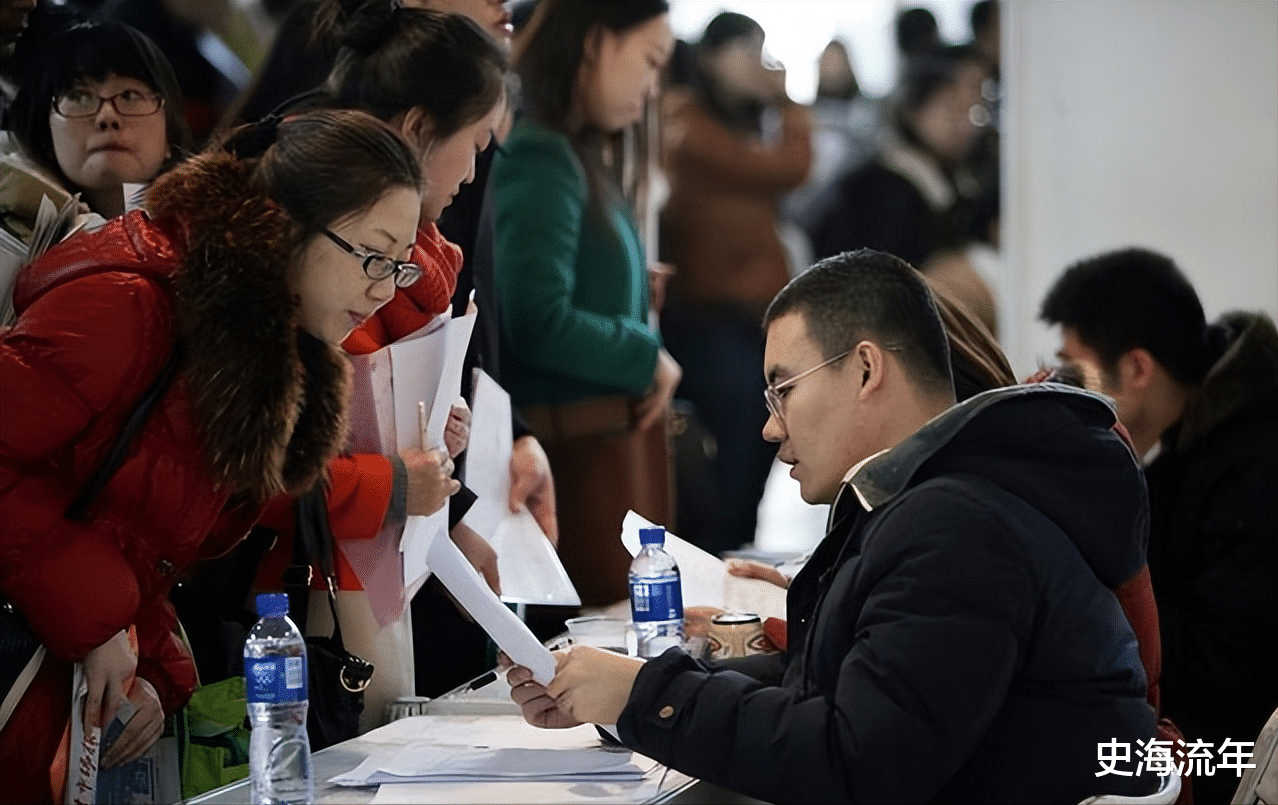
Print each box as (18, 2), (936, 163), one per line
(284, 486), (374, 751)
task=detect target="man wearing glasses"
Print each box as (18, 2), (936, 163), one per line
(508, 249), (1160, 803)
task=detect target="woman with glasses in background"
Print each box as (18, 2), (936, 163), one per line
(3, 14), (190, 233)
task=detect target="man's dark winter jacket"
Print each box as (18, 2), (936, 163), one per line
(1144, 311), (1278, 805)
(618, 385), (1158, 804)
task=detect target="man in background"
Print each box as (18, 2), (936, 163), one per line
(1041, 246), (1278, 804)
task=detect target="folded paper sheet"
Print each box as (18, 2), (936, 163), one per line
(620, 511), (787, 621)
(341, 312), (477, 609)
(462, 370), (580, 606)
(427, 530), (556, 684)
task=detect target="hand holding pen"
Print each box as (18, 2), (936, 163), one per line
(399, 399), (460, 516)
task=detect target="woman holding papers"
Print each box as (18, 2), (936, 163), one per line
(492, 0), (679, 607)
(0, 109), (422, 803)
(238, 4), (512, 732)
(4, 14), (190, 226)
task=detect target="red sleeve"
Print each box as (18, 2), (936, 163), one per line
(253, 453), (394, 591)
(0, 274), (170, 660)
(344, 223), (462, 355)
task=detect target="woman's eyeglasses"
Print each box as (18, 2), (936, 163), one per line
(52, 88), (164, 119)
(322, 229), (422, 288)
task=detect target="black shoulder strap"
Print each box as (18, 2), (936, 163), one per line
(65, 347), (183, 522)
(287, 485), (374, 692)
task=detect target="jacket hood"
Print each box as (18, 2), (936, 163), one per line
(1176, 311), (1278, 453)
(847, 384), (1147, 588)
(14, 152), (350, 501)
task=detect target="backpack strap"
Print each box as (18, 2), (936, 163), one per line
(64, 347), (183, 522)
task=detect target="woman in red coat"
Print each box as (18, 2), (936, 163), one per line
(0, 108), (423, 803)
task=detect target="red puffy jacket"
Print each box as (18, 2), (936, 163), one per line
(0, 153), (352, 802)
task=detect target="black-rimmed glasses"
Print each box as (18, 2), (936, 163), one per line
(321, 228), (422, 288)
(53, 88), (164, 119)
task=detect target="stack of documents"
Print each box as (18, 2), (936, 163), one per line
(331, 744), (652, 786)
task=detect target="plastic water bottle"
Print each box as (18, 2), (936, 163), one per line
(245, 593), (313, 805)
(629, 526), (684, 658)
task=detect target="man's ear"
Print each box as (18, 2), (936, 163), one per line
(1119, 348), (1159, 392)
(854, 341), (888, 397)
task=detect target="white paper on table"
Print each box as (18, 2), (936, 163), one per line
(331, 743), (646, 785)
(427, 531), (556, 683)
(462, 370), (580, 606)
(620, 511), (787, 621)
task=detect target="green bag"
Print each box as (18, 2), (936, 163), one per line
(180, 676), (251, 798)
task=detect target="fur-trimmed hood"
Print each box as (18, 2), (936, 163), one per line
(1176, 311), (1278, 454)
(14, 152), (350, 500)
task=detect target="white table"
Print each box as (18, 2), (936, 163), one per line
(184, 673), (765, 805)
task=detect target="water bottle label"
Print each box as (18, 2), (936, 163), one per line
(630, 577), (683, 622)
(245, 655), (308, 703)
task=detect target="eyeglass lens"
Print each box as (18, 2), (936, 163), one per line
(55, 89), (162, 118)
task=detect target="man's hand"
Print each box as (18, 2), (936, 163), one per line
(451, 522), (500, 595)
(443, 401), (472, 459)
(636, 349), (680, 432)
(100, 677), (163, 768)
(509, 435), (558, 546)
(82, 629), (136, 734)
(547, 646), (644, 726)
(401, 447), (460, 516)
(725, 557), (791, 589)
(508, 660), (581, 730)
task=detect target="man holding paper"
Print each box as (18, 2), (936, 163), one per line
(507, 250), (1159, 803)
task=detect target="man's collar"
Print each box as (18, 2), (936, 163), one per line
(840, 383), (1117, 512)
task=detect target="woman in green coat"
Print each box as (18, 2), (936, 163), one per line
(493, 0), (678, 607)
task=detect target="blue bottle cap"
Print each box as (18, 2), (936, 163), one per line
(639, 526), (666, 545)
(255, 593), (289, 617)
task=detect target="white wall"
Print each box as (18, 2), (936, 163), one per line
(1002, 1), (1278, 376)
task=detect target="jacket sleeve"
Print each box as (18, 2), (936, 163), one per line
(617, 486), (1035, 804)
(493, 129), (659, 394)
(0, 274), (171, 660)
(665, 94), (813, 195)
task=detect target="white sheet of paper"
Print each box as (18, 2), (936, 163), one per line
(427, 532), (556, 684)
(490, 509), (580, 606)
(332, 743), (644, 785)
(458, 370), (513, 537)
(401, 512), (446, 600)
(390, 312), (476, 592)
(620, 512), (725, 609)
(424, 312), (477, 448)
(462, 371), (580, 606)
(619, 511), (787, 621)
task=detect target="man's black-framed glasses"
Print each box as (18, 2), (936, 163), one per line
(322, 228), (422, 288)
(53, 88), (164, 118)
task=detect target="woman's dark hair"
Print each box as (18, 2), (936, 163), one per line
(219, 108), (421, 240)
(328, 5), (509, 141)
(516, 0), (667, 135)
(9, 17), (192, 190)
(891, 45), (977, 146)
(693, 11), (766, 135)
(516, 0), (667, 215)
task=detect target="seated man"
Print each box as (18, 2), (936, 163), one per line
(1041, 247), (1278, 805)
(508, 249), (1158, 803)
